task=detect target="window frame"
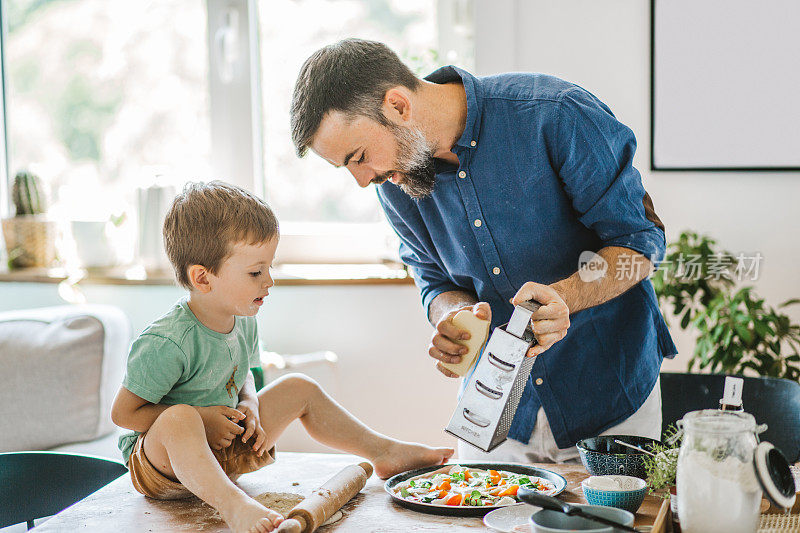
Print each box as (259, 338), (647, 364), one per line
(0, 0), (9, 219)
(207, 0), (264, 195)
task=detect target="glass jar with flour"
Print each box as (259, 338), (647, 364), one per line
(676, 410), (761, 533)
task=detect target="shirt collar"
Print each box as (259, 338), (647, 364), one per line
(424, 65), (482, 150)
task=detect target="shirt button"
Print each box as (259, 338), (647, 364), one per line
(470, 140), (477, 147)
(473, 219), (482, 228)
(492, 267), (501, 275)
(535, 378), (544, 386)
(458, 171), (466, 179)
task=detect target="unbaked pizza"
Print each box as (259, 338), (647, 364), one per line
(391, 465), (557, 507)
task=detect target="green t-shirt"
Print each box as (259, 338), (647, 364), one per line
(118, 298), (260, 464)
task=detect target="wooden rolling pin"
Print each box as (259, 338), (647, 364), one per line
(275, 462), (373, 533)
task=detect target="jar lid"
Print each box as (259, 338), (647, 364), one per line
(754, 441), (797, 511)
(680, 409), (756, 434)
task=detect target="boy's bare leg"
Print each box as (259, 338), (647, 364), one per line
(143, 404), (282, 533)
(255, 374), (453, 478)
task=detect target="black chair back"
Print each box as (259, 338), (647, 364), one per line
(660, 372), (800, 462)
(0, 451), (127, 529)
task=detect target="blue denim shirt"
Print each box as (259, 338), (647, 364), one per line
(377, 66), (677, 449)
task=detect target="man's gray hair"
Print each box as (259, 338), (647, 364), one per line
(290, 39), (421, 157)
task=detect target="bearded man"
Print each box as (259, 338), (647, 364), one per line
(290, 39), (677, 463)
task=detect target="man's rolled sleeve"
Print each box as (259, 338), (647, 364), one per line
(378, 189), (462, 317)
(555, 88), (667, 267)
(398, 241), (462, 313)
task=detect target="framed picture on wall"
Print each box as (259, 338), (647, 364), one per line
(650, 0), (800, 171)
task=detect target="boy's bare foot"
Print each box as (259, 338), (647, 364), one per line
(218, 495), (284, 533)
(372, 440), (454, 479)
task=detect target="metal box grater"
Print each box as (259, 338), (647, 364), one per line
(444, 300), (540, 452)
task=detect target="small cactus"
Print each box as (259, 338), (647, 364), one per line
(12, 171), (47, 216)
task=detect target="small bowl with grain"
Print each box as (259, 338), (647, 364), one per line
(581, 475), (648, 514)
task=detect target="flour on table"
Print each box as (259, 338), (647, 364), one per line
(321, 510), (343, 526)
(209, 492), (303, 520)
(252, 492), (305, 515)
(211, 492), (343, 527)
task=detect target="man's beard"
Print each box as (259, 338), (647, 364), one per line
(386, 124), (437, 199)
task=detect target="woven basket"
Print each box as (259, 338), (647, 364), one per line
(759, 513), (800, 532)
(2, 215), (57, 268)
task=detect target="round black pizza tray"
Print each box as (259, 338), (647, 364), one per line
(383, 461), (567, 517)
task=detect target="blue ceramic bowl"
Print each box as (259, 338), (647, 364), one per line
(581, 476), (648, 513)
(576, 435), (661, 479)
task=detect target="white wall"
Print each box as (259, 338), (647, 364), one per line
(475, 0), (800, 371)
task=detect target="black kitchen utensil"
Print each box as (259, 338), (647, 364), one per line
(518, 487), (642, 533)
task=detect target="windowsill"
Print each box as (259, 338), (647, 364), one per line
(0, 263), (414, 286)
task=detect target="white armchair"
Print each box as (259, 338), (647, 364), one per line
(0, 305), (130, 457)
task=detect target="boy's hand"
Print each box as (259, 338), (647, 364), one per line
(194, 405), (246, 450)
(236, 400), (270, 457)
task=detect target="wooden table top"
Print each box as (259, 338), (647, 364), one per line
(35, 452), (662, 532)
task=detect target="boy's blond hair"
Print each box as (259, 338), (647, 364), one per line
(163, 181), (279, 290)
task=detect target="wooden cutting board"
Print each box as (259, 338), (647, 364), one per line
(650, 498), (672, 533)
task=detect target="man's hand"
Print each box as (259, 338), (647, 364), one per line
(236, 399), (270, 456)
(428, 302), (491, 378)
(194, 405), (246, 450)
(511, 282), (570, 358)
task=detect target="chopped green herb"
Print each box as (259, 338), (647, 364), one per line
(450, 472), (465, 482)
(409, 480), (416, 488)
(400, 488), (410, 498)
(517, 476), (531, 485)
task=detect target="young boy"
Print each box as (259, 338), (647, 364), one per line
(111, 181), (453, 533)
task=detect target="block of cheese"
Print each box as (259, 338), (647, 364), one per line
(440, 310), (491, 376)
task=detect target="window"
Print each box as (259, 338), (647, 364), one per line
(259, 0), (441, 225)
(0, 0), (474, 267)
(3, 0), (212, 222)
(258, 0), (472, 264)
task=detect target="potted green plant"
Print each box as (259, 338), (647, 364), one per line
(642, 425), (682, 500)
(1, 171), (57, 269)
(652, 231), (800, 380)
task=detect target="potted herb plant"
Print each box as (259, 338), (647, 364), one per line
(2, 171), (57, 269)
(642, 425), (682, 499)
